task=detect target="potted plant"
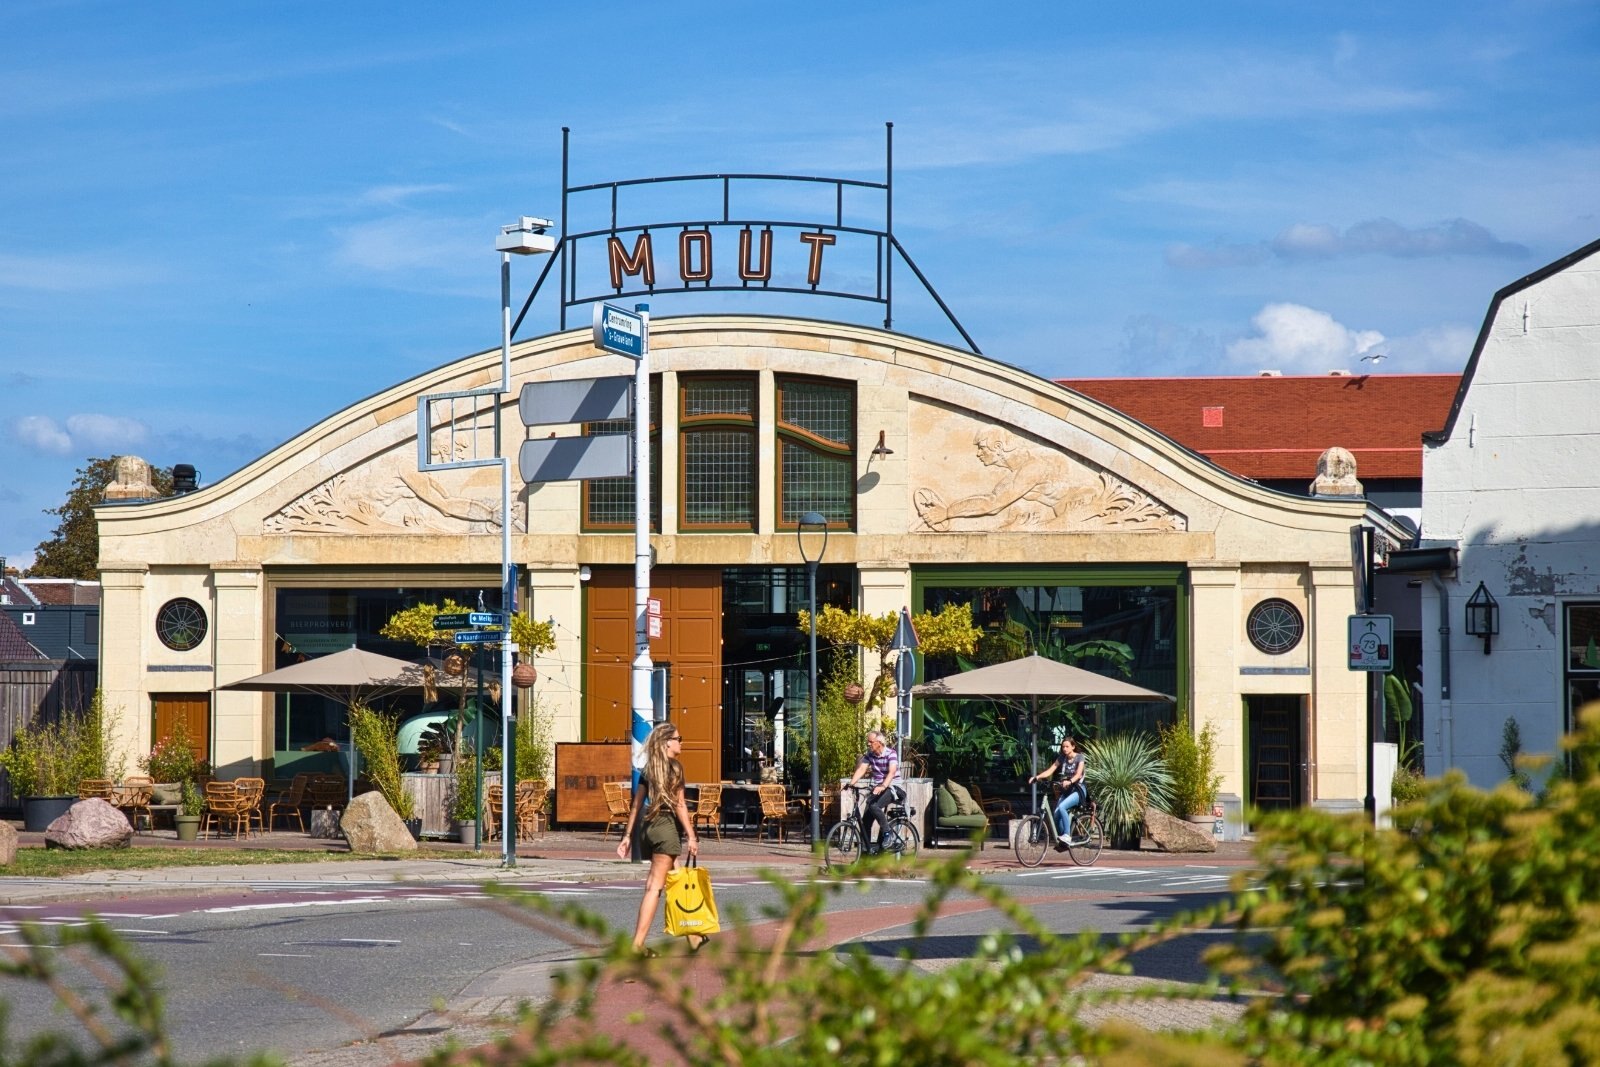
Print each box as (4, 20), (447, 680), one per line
(1, 693), (125, 831)
(1159, 719), (1223, 830)
(141, 717), (209, 806)
(450, 750), (479, 844)
(349, 702), (418, 837)
(175, 779), (203, 841)
(1084, 732), (1174, 850)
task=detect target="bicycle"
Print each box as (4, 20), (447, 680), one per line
(822, 783), (920, 872)
(1012, 788), (1104, 867)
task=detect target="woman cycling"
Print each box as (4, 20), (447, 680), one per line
(1028, 736), (1086, 848)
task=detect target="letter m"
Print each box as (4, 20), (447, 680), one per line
(608, 233), (656, 289)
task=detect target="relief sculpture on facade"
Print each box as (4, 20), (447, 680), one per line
(265, 449), (512, 535)
(912, 423), (1184, 533)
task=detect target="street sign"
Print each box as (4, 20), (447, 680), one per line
(452, 629), (503, 645)
(1348, 614), (1394, 671)
(518, 433), (632, 483)
(592, 302), (645, 359)
(648, 615), (663, 639)
(518, 376), (632, 427)
(647, 598), (662, 617)
(468, 612), (505, 627)
(432, 612), (471, 630)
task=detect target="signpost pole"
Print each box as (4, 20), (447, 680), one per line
(629, 304), (652, 863)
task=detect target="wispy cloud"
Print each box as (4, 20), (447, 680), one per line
(0, 253), (166, 293)
(1168, 217), (1527, 269)
(1226, 303), (1384, 373)
(329, 215), (480, 273)
(11, 415), (72, 454)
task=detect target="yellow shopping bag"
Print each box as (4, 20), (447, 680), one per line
(663, 859), (721, 937)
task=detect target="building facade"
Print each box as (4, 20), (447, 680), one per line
(1417, 237), (1600, 786)
(95, 316), (1402, 813)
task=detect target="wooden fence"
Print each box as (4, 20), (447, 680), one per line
(0, 660), (99, 811)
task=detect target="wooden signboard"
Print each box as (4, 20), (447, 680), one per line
(554, 742), (631, 826)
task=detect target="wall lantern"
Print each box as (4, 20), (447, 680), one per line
(1464, 581), (1499, 654)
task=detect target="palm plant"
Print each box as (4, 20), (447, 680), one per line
(1083, 732), (1172, 846)
(349, 702), (415, 821)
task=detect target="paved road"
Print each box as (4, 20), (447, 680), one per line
(0, 863), (1243, 1065)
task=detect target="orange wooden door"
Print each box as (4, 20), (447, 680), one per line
(152, 695), (211, 770)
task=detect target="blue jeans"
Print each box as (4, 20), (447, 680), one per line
(1053, 789), (1082, 837)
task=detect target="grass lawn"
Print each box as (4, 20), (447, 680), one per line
(3, 845), (469, 878)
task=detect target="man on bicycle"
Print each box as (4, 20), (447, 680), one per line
(846, 729), (901, 855)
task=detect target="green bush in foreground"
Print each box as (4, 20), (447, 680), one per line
(8, 707), (1600, 1065)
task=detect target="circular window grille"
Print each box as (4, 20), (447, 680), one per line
(1247, 598), (1304, 655)
(156, 598), (208, 652)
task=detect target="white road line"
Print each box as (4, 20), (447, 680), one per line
(258, 952), (315, 958)
(340, 938), (402, 944)
(0, 905), (46, 910)
(112, 929), (170, 935)
(86, 911), (151, 918)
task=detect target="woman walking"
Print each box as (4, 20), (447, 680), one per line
(616, 721), (705, 954)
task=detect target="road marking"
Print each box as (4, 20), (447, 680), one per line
(258, 952), (315, 958)
(340, 937), (402, 944)
(112, 929), (170, 935)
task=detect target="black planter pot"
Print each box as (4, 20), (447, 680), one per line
(22, 795), (77, 832)
(1108, 829), (1142, 851)
(404, 817), (422, 841)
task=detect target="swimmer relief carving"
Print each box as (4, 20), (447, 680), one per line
(911, 419), (1184, 533)
(265, 444), (514, 535)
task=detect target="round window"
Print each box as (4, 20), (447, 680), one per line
(1247, 598), (1304, 655)
(156, 598), (208, 651)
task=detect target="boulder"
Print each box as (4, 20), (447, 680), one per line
(1143, 806), (1216, 853)
(339, 792), (418, 854)
(45, 798), (134, 850)
(0, 821), (17, 865)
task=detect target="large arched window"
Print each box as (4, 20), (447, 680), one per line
(679, 374), (756, 530)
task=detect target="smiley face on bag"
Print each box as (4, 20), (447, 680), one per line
(674, 876), (709, 913)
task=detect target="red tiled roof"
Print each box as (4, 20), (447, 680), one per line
(20, 579), (100, 606)
(0, 611), (44, 660)
(1059, 373), (1460, 481)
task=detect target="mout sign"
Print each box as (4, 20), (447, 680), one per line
(607, 227), (837, 290)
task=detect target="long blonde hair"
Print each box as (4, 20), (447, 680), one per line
(641, 722), (685, 817)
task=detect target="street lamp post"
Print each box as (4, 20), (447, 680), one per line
(797, 512), (829, 846)
(495, 217), (556, 865)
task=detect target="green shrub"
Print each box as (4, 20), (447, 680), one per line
(349, 702), (414, 821)
(0, 692), (123, 797)
(1159, 717), (1222, 816)
(1390, 763), (1427, 806)
(785, 654), (871, 787)
(1083, 731), (1172, 843)
(449, 750), (478, 820)
(514, 694), (553, 783)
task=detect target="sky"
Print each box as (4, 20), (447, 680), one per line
(2, 1), (1597, 570)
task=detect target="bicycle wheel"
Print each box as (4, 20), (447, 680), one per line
(1067, 811), (1104, 866)
(823, 820), (860, 872)
(883, 817), (920, 863)
(1013, 814), (1049, 867)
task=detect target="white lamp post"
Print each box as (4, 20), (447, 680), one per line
(797, 511), (829, 846)
(494, 217), (556, 865)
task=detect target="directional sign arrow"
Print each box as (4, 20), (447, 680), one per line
(451, 630), (503, 645)
(468, 612), (505, 627)
(432, 612), (471, 630)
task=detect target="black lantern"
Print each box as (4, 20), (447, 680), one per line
(1465, 581), (1499, 654)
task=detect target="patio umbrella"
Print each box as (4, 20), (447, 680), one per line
(912, 653), (1172, 805)
(223, 646), (434, 805)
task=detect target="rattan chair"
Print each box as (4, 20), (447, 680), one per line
(234, 777), (266, 834)
(484, 784), (504, 840)
(602, 780), (631, 839)
(756, 783), (800, 843)
(266, 774), (310, 832)
(514, 779), (547, 837)
(77, 778), (114, 800)
(201, 781), (250, 839)
(691, 784), (724, 841)
(114, 776), (155, 831)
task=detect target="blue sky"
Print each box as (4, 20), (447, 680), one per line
(3, 0), (1597, 569)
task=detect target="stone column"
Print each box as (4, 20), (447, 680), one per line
(98, 564), (150, 772)
(211, 564), (265, 774)
(1187, 560), (1243, 799)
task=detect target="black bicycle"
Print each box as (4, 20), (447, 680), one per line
(1013, 789), (1104, 867)
(822, 783), (920, 872)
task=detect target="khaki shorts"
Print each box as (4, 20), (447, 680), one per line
(643, 809), (682, 857)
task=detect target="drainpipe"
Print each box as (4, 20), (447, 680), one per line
(1431, 571), (1454, 769)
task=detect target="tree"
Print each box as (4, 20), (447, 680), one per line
(29, 457), (173, 579)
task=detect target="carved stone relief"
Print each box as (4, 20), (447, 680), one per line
(910, 414), (1184, 533)
(265, 445), (514, 535)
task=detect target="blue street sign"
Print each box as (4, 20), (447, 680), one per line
(592, 302), (645, 359)
(452, 630), (503, 645)
(468, 612), (505, 627)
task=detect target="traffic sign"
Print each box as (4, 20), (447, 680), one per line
(592, 302), (645, 359)
(1348, 614), (1394, 671)
(648, 615), (663, 639)
(452, 630), (503, 645)
(519, 433), (632, 484)
(647, 597), (662, 617)
(432, 612), (471, 630)
(519, 376), (632, 427)
(468, 612), (505, 627)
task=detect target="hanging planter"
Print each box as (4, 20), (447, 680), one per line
(843, 683), (866, 704)
(512, 663), (538, 689)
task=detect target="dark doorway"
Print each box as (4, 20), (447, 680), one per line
(1246, 694), (1303, 814)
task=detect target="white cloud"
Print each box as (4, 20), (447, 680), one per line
(1226, 303), (1385, 374)
(1167, 218), (1528, 270)
(12, 415), (72, 454)
(9, 413), (149, 455)
(66, 414), (149, 450)
(330, 215), (479, 273)
(0, 252), (164, 293)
